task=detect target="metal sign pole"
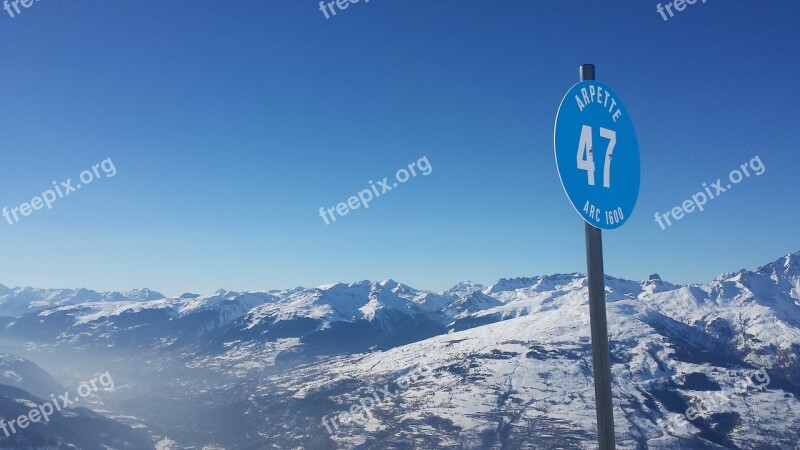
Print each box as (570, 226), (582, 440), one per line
(580, 63), (616, 450)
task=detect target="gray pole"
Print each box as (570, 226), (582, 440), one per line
(580, 63), (616, 450)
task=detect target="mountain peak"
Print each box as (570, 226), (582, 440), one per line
(748, 251), (800, 280)
(444, 281), (485, 296)
(124, 288), (165, 301)
(484, 277), (539, 294)
(782, 251), (800, 275)
(379, 278), (396, 285)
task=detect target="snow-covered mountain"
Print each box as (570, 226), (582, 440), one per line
(0, 284), (165, 317)
(247, 253), (800, 449)
(0, 289), (284, 350)
(0, 252), (799, 448)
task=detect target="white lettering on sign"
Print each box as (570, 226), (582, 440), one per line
(574, 83), (623, 122)
(583, 200), (601, 223)
(583, 200), (625, 227)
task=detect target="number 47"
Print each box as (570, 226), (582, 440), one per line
(576, 125), (616, 188)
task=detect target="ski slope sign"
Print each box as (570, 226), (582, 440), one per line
(554, 81), (640, 230)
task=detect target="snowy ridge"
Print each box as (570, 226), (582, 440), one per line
(1, 252), (799, 448)
(0, 285), (166, 317)
(239, 279), (449, 331)
(251, 252), (800, 449)
(2, 252), (799, 350)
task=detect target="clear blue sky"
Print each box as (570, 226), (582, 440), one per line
(0, 1), (797, 295)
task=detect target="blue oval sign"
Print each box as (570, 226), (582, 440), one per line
(554, 81), (640, 230)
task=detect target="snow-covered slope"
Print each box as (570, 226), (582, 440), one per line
(249, 253), (800, 449)
(255, 304), (799, 448)
(199, 280), (452, 373)
(1, 252), (799, 448)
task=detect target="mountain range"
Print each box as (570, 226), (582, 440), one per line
(0, 252), (799, 448)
